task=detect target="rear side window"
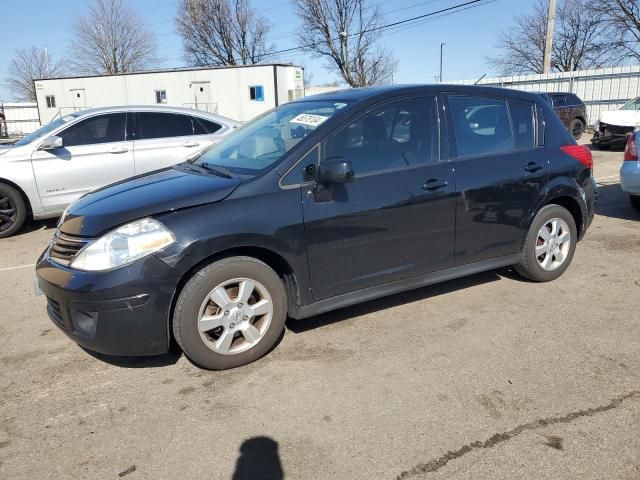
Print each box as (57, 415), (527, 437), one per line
(193, 117), (222, 134)
(448, 96), (513, 157)
(551, 95), (568, 107)
(137, 112), (194, 140)
(510, 101), (536, 150)
(59, 113), (126, 147)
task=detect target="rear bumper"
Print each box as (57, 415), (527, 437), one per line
(36, 252), (180, 356)
(621, 161), (640, 195)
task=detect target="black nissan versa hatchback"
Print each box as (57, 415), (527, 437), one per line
(36, 85), (596, 370)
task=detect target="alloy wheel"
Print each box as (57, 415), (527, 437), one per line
(0, 196), (17, 233)
(197, 277), (273, 355)
(536, 218), (571, 271)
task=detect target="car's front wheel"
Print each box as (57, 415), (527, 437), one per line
(0, 184), (27, 239)
(630, 195), (640, 212)
(515, 205), (577, 282)
(173, 256), (287, 370)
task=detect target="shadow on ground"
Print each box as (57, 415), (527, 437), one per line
(595, 181), (640, 222)
(81, 343), (182, 368)
(232, 436), (284, 480)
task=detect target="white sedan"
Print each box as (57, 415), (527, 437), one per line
(0, 105), (240, 237)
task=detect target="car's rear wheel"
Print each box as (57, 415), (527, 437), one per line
(515, 205), (577, 282)
(0, 184), (27, 239)
(630, 195), (640, 212)
(570, 118), (585, 140)
(173, 256), (287, 370)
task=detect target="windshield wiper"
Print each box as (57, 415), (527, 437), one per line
(199, 163), (235, 179)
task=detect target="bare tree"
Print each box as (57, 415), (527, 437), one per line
(6, 47), (63, 101)
(176, 0), (271, 66)
(293, 0), (397, 87)
(68, 0), (158, 75)
(489, 0), (620, 75)
(594, 0), (640, 62)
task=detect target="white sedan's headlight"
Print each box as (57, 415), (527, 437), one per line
(70, 218), (175, 271)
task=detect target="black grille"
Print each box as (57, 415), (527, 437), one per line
(49, 232), (90, 267)
(46, 297), (65, 329)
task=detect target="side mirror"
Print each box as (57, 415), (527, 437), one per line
(39, 135), (63, 151)
(317, 157), (354, 185)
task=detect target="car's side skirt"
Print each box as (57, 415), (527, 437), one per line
(289, 254), (522, 320)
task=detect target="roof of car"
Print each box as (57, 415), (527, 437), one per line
(69, 105), (239, 124)
(299, 84), (545, 104)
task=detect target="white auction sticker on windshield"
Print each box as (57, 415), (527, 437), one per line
(290, 114), (328, 127)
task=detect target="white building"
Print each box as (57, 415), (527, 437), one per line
(34, 63), (305, 124)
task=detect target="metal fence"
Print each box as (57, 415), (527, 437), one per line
(450, 66), (640, 126)
(0, 102), (40, 136)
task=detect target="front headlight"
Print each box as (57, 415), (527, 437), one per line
(70, 218), (175, 271)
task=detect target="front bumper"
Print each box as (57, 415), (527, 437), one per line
(36, 252), (181, 356)
(591, 128), (634, 148)
(621, 161), (640, 195)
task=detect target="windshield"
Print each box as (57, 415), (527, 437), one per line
(620, 98), (640, 111)
(14, 114), (79, 146)
(192, 100), (350, 175)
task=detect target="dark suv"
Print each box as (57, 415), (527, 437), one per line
(539, 92), (588, 140)
(36, 85), (596, 370)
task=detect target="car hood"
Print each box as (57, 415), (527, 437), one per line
(599, 110), (640, 127)
(60, 166), (241, 237)
(0, 145), (14, 155)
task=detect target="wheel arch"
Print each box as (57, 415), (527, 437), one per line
(167, 246), (302, 343)
(545, 195), (584, 237)
(0, 177), (32, 217)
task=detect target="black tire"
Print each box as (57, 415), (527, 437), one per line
(0, 183), (27, 239)
(515, 205), (577, 282)
(570, 118), (585, 140)
(173, 256), (287, 370)
(630, 195), (640, 212)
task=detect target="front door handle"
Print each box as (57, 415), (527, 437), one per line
(525, 162), (544, 172)
(422, 178), (448, 191)
(181, 141), (200, 148)
(109, 146), (128, 154)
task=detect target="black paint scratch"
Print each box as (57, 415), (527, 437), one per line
(118, 465), (136, 477)
(396, 390), (640, 479)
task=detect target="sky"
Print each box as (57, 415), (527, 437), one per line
(0, 0), (540, 101)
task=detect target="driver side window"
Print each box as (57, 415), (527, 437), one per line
(59, 113), (126, 147)
(324, 97), (439, 176)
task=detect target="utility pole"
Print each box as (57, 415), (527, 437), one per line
(543, 0), (556, 74)
(44, 47), (50, 77)
(439, 42), (446, 83)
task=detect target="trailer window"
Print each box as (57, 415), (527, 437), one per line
(155, 90), (167, 104)
(46, 96), (56, 108)
(250, 86), (264, 101)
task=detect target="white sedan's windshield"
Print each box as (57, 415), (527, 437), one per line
(621, 97), (640, 111)
(14, 114), (79, 146)
(192, 100), (349, 175)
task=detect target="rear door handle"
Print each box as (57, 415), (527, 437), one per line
(525, 162), (544, 172)
(109, 146), (128, 154)
(422, 178), (448, 191)
(181, 141), (200, 148)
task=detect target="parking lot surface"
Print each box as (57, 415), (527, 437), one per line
(1, 147), (639, 479)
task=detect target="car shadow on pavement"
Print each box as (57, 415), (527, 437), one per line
(287, 269), (504, 334)
(595, 182), (640, 221)
(232, 436), (284, 480)
(11, 218), (58, 238)
(81, 343), (182, 368)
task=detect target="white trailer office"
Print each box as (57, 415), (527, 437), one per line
(34, 63), (305, 124)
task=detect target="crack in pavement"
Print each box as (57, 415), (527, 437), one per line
(396, 390), (640, 479)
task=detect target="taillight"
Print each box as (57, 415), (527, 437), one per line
(624, 133), (638, 161)
(560, 144), (593, 169)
